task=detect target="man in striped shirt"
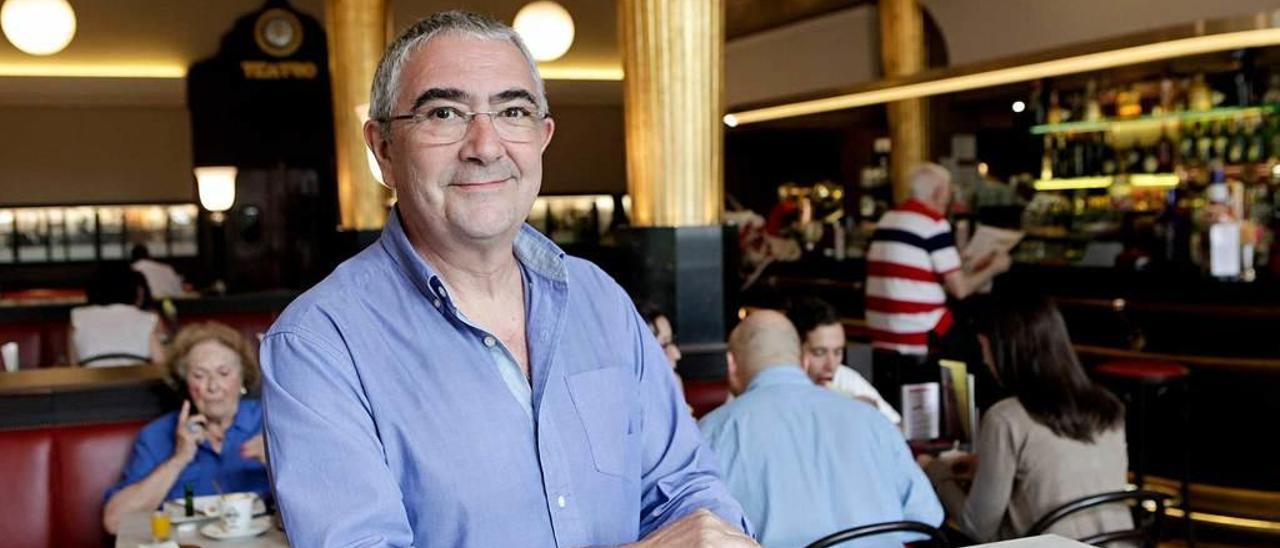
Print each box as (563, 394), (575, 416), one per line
(865, 163), (1011, 355)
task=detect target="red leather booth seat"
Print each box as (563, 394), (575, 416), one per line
(0, 321), (70, 369)
(0, 323), (44, 369)
(0, 420), (146, 548)
(683, 377), (730, 418)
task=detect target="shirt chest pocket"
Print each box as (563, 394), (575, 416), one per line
(566, 367), (638, 477)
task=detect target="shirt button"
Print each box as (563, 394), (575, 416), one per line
(483, 335), (496, 347)
(557, 495), (566, 508)
(432, 298), (442, 308)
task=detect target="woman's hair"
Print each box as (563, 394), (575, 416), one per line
(165, 322), (261, 392)
(634, 300), (666, 335)
(86, 262), (150, 307)
(785, 297), (840, 339)
(980, 292), (1124, 443)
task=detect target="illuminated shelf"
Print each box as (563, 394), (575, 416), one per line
(1034, 173), (1180, 191)
(1030, 105), (1277, 135)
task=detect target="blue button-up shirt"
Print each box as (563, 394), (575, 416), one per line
(105, 399), (270, 502)
(260, 208), (748, 547)
(699, 367), (942, 548)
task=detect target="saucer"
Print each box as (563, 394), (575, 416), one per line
(164, 494), (266, 524)
(199, 516), (271, 539)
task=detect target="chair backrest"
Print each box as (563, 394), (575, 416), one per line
(805, 520), (951, 548)
(79, 352), (151, 367)
(1026, 489), (1172, 547)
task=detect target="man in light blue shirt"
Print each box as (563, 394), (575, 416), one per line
(259, 11), (753, 548)
(700, 311), (942, 547)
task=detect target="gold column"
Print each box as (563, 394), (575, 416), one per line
(326, 0), (390, 230)
(619, 0), (724, 227)
(878, 0), (928, 204)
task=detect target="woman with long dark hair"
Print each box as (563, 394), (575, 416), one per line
(923, 292), (1130, 542)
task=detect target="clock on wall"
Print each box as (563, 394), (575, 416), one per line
(254, 8), (303, 58)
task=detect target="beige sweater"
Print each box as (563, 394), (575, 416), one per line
(927, 398), (1132, 543)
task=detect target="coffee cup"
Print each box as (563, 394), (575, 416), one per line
(1, 342), (18, 372)
(219, 493), (255, 532)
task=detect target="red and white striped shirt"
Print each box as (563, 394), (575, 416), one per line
(865, 199), (961, 355)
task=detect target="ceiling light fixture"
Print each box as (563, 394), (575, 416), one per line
(513, 1), (575, 62)
(1, 0), (77, 56)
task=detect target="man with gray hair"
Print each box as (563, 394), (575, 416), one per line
(260, 11), (753, 547)
(700, 310), (942, 546)
(864, 162), (1011, 356)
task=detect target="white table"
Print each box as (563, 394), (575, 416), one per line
(114, 510), (289, 547)
(973, 534), (1092, 547)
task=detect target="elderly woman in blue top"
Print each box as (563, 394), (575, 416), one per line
(102, 322), (269, 534)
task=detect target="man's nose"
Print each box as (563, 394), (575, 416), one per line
(458, 114), (505, 164)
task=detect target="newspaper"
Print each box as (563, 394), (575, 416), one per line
(962, 224), (1023, 264)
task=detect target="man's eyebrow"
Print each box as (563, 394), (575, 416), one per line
(491, 88), (538, 105)
(409, 88), (469, 112)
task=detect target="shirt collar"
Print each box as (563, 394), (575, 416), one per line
(900, 198), (946, 221)
(227, 399), (260, 435)
(744, 365), (812, 393)
(379, 206), (568, 308)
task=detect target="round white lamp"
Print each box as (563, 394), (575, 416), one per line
(1, 0), (77, 56)
(513, 1), (574, 62)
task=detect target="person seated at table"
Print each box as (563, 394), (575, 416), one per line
(636, 300), (682, 369)
(131, 243), (188, 299)
(786, 296), (900, 425)
(102, 322), (269, 534)
(69, 262), (165, 367)
(700, 310), (942, 547)
(922, 293), (1130, 543)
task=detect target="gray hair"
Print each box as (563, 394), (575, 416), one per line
(909, 162), (952, 200)
(369, 10), (549, 140)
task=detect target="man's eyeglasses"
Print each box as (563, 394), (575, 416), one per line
(381, 105), (549, 144)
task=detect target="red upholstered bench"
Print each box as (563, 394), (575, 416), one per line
(0, 323), (44, 369)
(682, 377), (730, 419)
(0, 420), (147, 548)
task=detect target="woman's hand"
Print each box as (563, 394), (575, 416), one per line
(173, 400), (206, 465)
(241, 433), (268, 465)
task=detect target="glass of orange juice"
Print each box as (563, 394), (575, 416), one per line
(150, 510), (172, 541)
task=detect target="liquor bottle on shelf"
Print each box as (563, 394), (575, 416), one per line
(1227, 119), (1247, 165)
(1123, 147), (1142, 175)
(1246, 118), (1266, 164)
(1212, 121), (1230, 162)
(1071, 137), (1088, 178)
(1047, 90), (1065, 124)
(1196, 122), (1214, 164)
(1100, 134), (1118, 176)
(1157, 77), (1176, 114)
(1115, 85), (1142, 118)
(1263, 74), (1280, 104)
(1189, 73), (1213, 112)
(1142, 144), (1159, 174)
(1157, 183), (1191, 265)
(1084, 79), (1102, 122)
(1179, 122), (1198, 163)
(1267, 115), (1280, 162)
(1157, 126), (1176, 172)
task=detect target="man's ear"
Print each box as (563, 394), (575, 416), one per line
(725, 351), (740, 395)
(539, 116), (556, 154)
(363, 120), (396, 191)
